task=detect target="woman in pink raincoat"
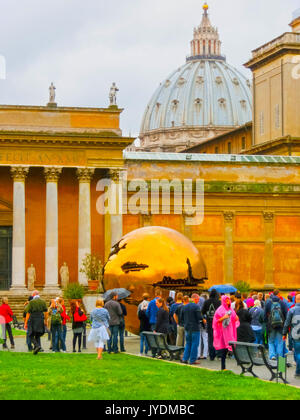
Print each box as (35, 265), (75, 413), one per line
(213, 295), (240, 370)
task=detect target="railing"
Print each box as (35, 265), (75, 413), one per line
(252, 32), (300, 59)
(186, 54), (226, 62)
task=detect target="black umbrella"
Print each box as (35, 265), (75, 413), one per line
(103, 288), (131, 301)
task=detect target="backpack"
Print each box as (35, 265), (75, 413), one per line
(270, 301), (284, 329)
(51, 309), (62, 326)
(207, 303), (216, 320)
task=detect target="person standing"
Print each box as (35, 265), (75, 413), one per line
(235, 299), (255, 343)
(249, 300), (265, 345)
(70, 300), (86, 353)
(24, 291), (48, 355)
(118, 299), (127, 352)
(201, 289), (221, 361)
(57, 298), (70, 351)
(213, 295), (240, 371)
(174, 296), (190, 347)
(283, 294), (300, 379)
(0, 297), (15, 350)
(104, 293), (123, 354)
(48, 299), (66, 353)
(181, 294), (203, 365)
(146, 288), (162, 331)
(88, 299), (110, 360)
(138, 299), (151, 356)
(23, 297), (33, 351)
(170, 293), (183, 342)
(155, 298), (170, 335)
(264, 289), (288, 360)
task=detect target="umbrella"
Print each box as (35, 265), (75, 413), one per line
(208, 284), (237, 294)
(103, 288), (131, 301)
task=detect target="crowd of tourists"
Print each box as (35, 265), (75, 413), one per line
(1, 287), (300, 379)
(0, 291), (127, 358)
(137, 287), (300, 378)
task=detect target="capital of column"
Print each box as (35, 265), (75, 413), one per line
(263, 211), (274, 222)
(10, 166), (29, 181)
(76, 168), (95, 183)
(108, 168), (126, 183)
(44, 167), (62, 182)
(223, 211), (235, 222)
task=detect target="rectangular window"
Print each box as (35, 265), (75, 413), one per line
(227, 142), (232, 154)
(259, 111), (265, 136)
(275, 104), (280, 130)
(241, 137), (246, 150)
(215, 147), (219, 154)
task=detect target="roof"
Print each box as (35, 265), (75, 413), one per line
(124, 151), (300, 165)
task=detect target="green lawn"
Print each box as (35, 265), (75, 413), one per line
(0, 352), (299, 400)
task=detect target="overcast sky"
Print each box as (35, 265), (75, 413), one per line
(0, 0), (298, 137)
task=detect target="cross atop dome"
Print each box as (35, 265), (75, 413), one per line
(188, 2), (225, 62)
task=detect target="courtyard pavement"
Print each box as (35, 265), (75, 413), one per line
(3, 328), (300, 389)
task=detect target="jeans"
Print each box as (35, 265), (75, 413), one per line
(140, 333), (149, 354)
(26, 332), (33, 351)
(52, 324), (66, 352)
(183, 331), (200, 364)
(198, 327), (208, 359)
(268, 329), (284, 359)
(108, 325), (119, 353)
(119, 323), (126, 352)
(253, 328), (263, 345)
(62, 324), (67, 349)
(293, 340), (300, 375)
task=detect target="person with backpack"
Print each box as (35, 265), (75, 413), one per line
(48, 299), (66, 353)
(264, 289), (288, 361)
(201, 289), (221, 361)
(283, 294), (300, 379)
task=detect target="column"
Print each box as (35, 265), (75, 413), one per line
(223, 211), (235, 284)
(77, 168), (95, 286)
(104, 169), (125, 260)
(44, 167), (62, 293)
(10, 166), (29, 293)
(263, 211), (275, 290)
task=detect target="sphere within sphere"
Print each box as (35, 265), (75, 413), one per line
(103, 226), (207, 335)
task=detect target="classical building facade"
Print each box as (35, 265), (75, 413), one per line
(0, 103), (133, 294)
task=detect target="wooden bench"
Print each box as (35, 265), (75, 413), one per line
(143, 332), (184, 361)
(229, 341), (288, 384)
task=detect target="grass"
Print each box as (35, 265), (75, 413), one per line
(12, 328), (26, 336)
(0, 352), (300, 400)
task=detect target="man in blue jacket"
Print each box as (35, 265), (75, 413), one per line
(283, 294), (300, 379)
(181, 294), (203, 365)
(264, 289), (288, 360)
(146, 288), (162, 331)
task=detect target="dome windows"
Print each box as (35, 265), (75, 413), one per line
(177, 77), (186, 87)
(195, 98), (203, 106)
(215, 76), (223, 84)
(218, 98), (226, 107)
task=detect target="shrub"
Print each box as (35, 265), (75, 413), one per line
(63, 283), (86, 300)
(234, 281), (251, 294)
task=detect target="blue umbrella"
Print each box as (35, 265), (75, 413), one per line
(208, 284), (237, 294)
